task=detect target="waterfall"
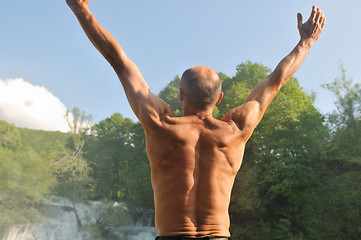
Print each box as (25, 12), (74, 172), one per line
(2, 197), (157, 240)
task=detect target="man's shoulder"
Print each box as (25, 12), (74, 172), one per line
(143, 114), (242, 138)
(147, 115), (240, 139)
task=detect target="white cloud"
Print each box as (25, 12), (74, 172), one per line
(0, 78), (70, 132)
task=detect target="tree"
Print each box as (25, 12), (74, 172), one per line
(322, 63), (361, 161)
(84, 113), (153, 209)
(51, 107), (92, 229)
(303, 64), (361, 240)
(302, 172), (361, 240)
(158, 75), (182, 116)
(216, 62), (328, 239)
(0, 120), (20, 149)
(0, 121), (57, 234)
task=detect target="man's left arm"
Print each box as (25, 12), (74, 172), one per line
(66, 0), (173, 129)
(223, 6), (326, 140)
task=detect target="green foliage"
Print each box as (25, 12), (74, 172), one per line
(300, 64), (361, 240)
(322, 64), (361, 129)
(50, 107), (93, 228)
(303, 172), (361, 240)
(51, 108), (92, 197)
(18, 128), (70, 155)
(0, 120), (20, 148)
(95, 202), (132, 228)
(230, 166), (269, 240)
(0, 121), (66, 233)
(158, 75), (182, 116)
(84, 113), (153, 209)
(322, 64), (361, 161)
(51, 152), (91, 195)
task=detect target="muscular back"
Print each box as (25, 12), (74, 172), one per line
(145, 115), (246, 237)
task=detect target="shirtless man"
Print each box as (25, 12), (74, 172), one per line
(66, 1), (325, 239)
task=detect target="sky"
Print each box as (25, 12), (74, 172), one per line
(1, 0), (360, 132)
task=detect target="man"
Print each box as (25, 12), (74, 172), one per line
(66, 1), (325, 239)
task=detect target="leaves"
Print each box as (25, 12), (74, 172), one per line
(0, 121), (63, 232)
(0, 120), (20, 148)
(84, 113), (153, 209)
(158, 75), (182, 116)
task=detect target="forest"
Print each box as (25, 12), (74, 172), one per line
(0, 61), (360, 240)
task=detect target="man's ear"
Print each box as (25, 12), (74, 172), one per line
(216, 91), (223, 105)
(179, 88), (184, 102)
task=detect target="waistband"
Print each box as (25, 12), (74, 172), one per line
(156, 237), (231, 240)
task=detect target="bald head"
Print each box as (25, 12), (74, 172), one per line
(180, 66), (222, 110)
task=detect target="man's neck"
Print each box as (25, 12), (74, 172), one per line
(182, 108), (214, 120)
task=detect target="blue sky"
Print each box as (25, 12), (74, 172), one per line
(1, 0), (360, 130)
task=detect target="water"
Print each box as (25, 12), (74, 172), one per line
(2, 197), (157, 240)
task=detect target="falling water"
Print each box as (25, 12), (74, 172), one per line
(2, 197), (157, 240)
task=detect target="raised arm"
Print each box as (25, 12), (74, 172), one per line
(66, 0), (173, 129)
(222, 6), (326, 140)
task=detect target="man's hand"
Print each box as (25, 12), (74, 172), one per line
(297, 6), (326, 43)
(66, 0), (89, 12)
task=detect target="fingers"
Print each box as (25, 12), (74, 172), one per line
(311, 6), (325, 22)
(315, 7), (326, 29)
(319, 12), (326, 28)
(309, 5), (326, 29)
(320, 15), (326, 29)
(309, 5), (324, 22)
(315, 7), (322, 23)
(310, 5), (317, 21)
(297, 13), (303, 29)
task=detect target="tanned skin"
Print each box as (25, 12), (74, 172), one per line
(66, 1), (325, 238)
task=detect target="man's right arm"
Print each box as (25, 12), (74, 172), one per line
(222, 6), (326, 140)
(66, 0), (173, 130)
